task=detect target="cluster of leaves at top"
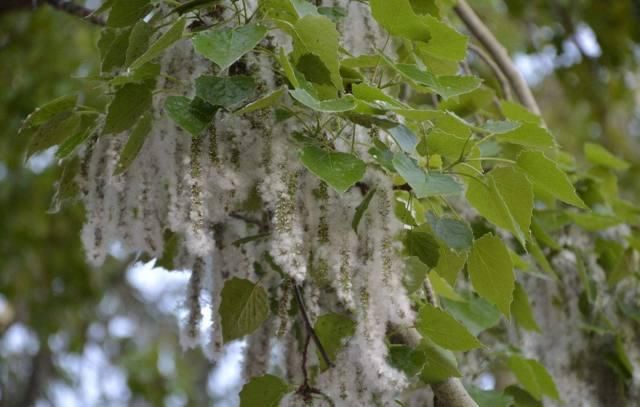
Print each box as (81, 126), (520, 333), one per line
(19, 0), (639, 406)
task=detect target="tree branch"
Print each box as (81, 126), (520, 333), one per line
(467, 43), (512, 101)
(293, 283), (334, 368)
(454, 0), (541, 115)
(45, 0), (105, 26)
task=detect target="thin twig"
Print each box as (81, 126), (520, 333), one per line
(467, 43), (513, 101)
(293, 283), (334, 368)
(45, 0), (105, 25)
(454, 0), (541, 116)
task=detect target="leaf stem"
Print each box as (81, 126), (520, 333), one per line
(292, 283), (334, 368)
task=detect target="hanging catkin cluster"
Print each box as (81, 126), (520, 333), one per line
(74, 1), (418, 403)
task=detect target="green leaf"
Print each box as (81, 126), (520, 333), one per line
(193, 24), (267, 70)
(114, 113), (153, 175)
(392, 153), (429, 197)
(299, 146), (365, 192)
(130, 17), (186, 69)
(404, 256), (429, 294)
(416, 304), (482, 351)
(236, 87), (285, 114)
(55, 114), (98, 159)
(26, 112), (80, 159)
(239, 374), (290, 407)
(387, 125), (418, 154)
(195, 75), (256, 109)
(165, 96), (216, 136)
(428, 214), (473, 251)
(370, 0), (431, 42)
(294, 15), (343, 90)
(500, 101), (542, 124)
(418, 16), (468, 62)
(428, 271), (463, 301)
(508, 355), (559, 401)
(433, 247), (467, 286)
(584, 142), (630, 171)
(404, 230), (440, 268)
(442, 295), (501, 336)
(107, 0), (152, 28)
(418, 338), (462, 383)
(516, 151), (586, 208)
(392, 152), (464, 198)
(467, 386), (514, 407)
(393, 63), (482, 99)
(496, 123), (555, 149)
(466, 167), (533, 246)
(389, 345), (426, 377)
(352, 187), (377, 233)
(20, 94), (77, 132)
(103, 82), (153, 135)
(479, 120), (521, 134)
(289, 88), (356, 112)
(567, 211), (622, 231)
(314, 313), (356, 370)
(467, 234), (514, 316)
(511, 282), (540, 332)
(100, 27), (131, 72)
(219, 278), (270, 343)
(276, 48), (299, 88)
(125, 21), (153, 66)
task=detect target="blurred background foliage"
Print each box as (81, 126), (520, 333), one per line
(0, 0), (638, 406)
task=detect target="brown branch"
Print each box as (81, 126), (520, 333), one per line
(454, 0), (541, 116)
(292, 283), (334, 368)
(45, 0), (105, 26)
(467, 43), (513, 101)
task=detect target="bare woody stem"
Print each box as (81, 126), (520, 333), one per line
(454, 0), (541, 116)
(293, 283), (335, 369)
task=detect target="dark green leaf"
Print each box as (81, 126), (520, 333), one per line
(404, 230), (440, 268)
(114, 113), (153, 175)
(236, 87), (285, 114)
(193, 24), (267, 70)
(130, 17), (186, 69)
(219, 278), (270, 343)
(352, 187), (377, 233)
(165, 96), (216, 136)
(20, 94), (77, 132)
(299, 146), (365, 192)
(389, 345), (426, 377)
(508, 355), (559, 401)
(27, 112), (80, 159)
(107, 0), (152, 28)
(195, 75), (256, 109)
(104, 82), (153, 135)
(239, 374), (290, 407)
(314, 313), (356, 370)
(125, 21), (153, 66)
